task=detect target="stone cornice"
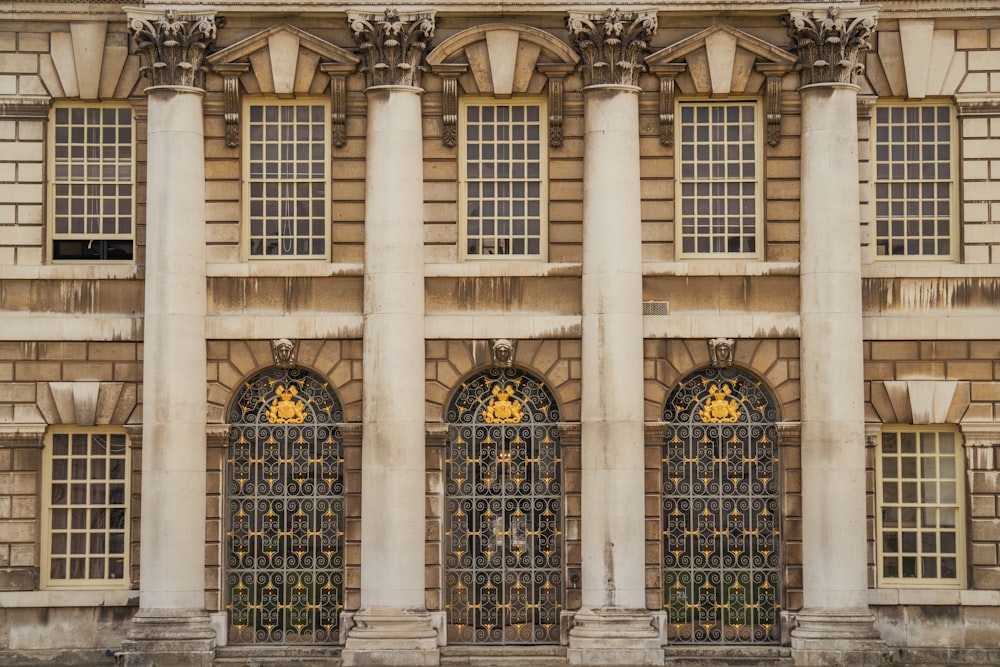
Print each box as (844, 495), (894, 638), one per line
(954, 94), (1000, 118)
(567, 8), (657, 88)
(0, 425), (46, 447)
(127, 8), (219, 90)
(959, 423), (1000, 447)
(348, 9), (436, 89)
(0, 95), (52, 119)
(785, 6), (877, 88)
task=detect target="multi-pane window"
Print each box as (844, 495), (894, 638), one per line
(461, 101), (546, 258)
(677, 102), (760, 256)
(245, 101), (329, 258)
(49, 104), (135, 261)
(873, 105), (954, 258)
(42, 429), (130, 588)
(876, 427), (965, 587)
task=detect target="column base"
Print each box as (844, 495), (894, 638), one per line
(118, 608), (216, 667)
(567, 608), (664, 666)
(341, 609), (441, 666)
(790, 608), (889, 667)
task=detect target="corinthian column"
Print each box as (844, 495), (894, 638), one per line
(120, 9), (217, 667)
(341, 9), (439, 666)
(786, 7), (884, 664)
(566, 10), (663, 665)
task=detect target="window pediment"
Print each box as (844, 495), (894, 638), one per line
(427, 24), (578, 147)
(207, 24), (360, 147)
(646, 24), (795, 146)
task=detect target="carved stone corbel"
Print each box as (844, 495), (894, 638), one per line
(321, 63), (357, 148)
(271, 338), (298, 369)
(708, 338), (736, 368)
(213, 63), (248, 148)
(652, 64), (685, 146)
(538, 63), (574, 148)
(430, 64), (467, 148)
(492, 338), (515, 368)
(756, 64), (790, 146)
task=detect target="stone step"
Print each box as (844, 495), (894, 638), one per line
(663, 646), (794, 666)
(214, 645), (341, 666)
(440, 645), (567, 666)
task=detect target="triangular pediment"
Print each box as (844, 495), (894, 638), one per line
(647, 24), (796, 95)
(208, 24), (359, 96)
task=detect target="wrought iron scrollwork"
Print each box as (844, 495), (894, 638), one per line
(445, 367), (563, 644)
(226, 367), (344, 644)
(662, 367), (781, 644)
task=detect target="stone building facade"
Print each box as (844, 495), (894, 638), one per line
(1, 0), (999, 665)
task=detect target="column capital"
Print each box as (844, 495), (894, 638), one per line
(567, 8), (657, 88)
(785, 6), (877, 88)
(127, 8), (218, 90)
(348, 9), (436, 89)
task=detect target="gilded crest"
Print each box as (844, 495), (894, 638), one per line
(266, 384), (308, 424)
(482, 384), (524, 424)
(699, 383), (740, 423)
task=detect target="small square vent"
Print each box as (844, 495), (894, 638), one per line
(643, 301), (670, 316)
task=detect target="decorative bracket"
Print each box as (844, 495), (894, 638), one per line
(431, 64), (467, 148)
(214, 63), (248, 148)
(538, 63), (574, 148)
(756, 64), (791, 146)
(652, 64), (685, 147)
(321, 63), (357, 148)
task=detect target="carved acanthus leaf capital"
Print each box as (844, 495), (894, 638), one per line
(127, 8), (219, 90)
(784, 6), (877, 87)
(567, 8), (657, 88)
(348, 9), (436, 88)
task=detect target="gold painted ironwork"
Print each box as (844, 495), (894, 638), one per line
(699, 383), (741, 424)
(226, 368), (344, 644)
(266, 384), (309, 424)
(663, 368), (780, 644)
(445, 368), (563, 644)
(482, 384), (524, 424)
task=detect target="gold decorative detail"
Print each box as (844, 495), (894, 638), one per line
(482, 384), (524, 424)
(266, 384), (308, 424)
(699, 383), (740, 423)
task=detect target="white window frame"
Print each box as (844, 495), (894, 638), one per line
(875, 425), (966, 589)
(675, 99), (763, 259)
(459, 97), (548, 261)
(48, 102), (136, 263)
(242, 98), (331, 260)
(871, 102), (957, 260)
(40, 427), (132, 590)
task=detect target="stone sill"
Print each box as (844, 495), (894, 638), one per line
(0, 589), (137, 608)
(863, 262), (1000, 279)
(0, 265), (140, 280)
(208, 262), (364, 277)
(868, 588), (1000, 606)
(426, 262), (582, 277)
(642, 261), (799, 277)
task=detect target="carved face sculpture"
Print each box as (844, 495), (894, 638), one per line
(493, 339), (514, 368)
(272, 338), (296, 368)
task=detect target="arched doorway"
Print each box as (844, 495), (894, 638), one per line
(662, 366), (781, 644)
(225, 367), (344, 644)
(444, 366), (563, 644)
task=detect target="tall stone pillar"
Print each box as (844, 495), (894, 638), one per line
(565, 10), (663, 666)
(121, 9), (217, 667)
(341, 9), (439, 666)
(786, 7), (884, 665)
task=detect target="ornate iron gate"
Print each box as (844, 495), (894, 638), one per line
(226, 367), (344, 644)
(445, 367), (563, 644)
(662, 367), (781, 644)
